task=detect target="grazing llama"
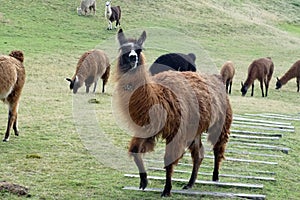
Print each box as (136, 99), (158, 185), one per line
(77, 0), (96, 15)
(220, 61), (235, 94)
(241, 57), (274, 97)
(149, 53), (197, 75)
(105, 1), (121, 30)
(66, 49), (110, 94)
(115, 29), (232, 197)
(0, 50), (26, 142)
(276, 60), (300, 92)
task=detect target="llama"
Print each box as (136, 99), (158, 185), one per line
(0, 50), (26, 142)
(149, 53), (197, 75)
(276, 60), (300, 92)
(241, 57), (274, 97)
(220, 61), (235, 94)
(105, 1), (121, 30)
(115, 29), (232, 197)
(66, 49), (110, 94)
(77, 0), (96, 15)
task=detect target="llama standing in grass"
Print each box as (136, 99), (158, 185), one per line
(241, 57), (274, 97)
(276, 60), (300, 92)
(66, 49), (110, 94)
(0, 50), (26, 142)
(77, 0), (96, 15)
(220, 61), (235, 94)
(105, 1), (121, 30)
(149, 53), (197, 75)
(115, 29), (232, 197)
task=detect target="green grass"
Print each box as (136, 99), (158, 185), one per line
(1, 0), (300, 199)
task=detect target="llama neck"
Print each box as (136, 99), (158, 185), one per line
(279, 66), (297, 85)
(105, 5), (112, 19)
(244, 73), (256, 87)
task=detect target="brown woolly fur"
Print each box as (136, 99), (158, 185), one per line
(115, 29), (232, 197)
(0, 50), (26, 142)
(276, 60), (300, 92)
(66, 49), (110, 94)
(220, 61), (235, 94)
(241, 57), (274, 97)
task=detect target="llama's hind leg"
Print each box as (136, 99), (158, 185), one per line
(251, 83), (255, 96)
(260, 80), (265, 97)
(3, 106), (17, 142)
(229, 81), (233, 94)
(212, 124), (230, 181)
(183, 136), (204, 190)
(297, 77), (299, 92)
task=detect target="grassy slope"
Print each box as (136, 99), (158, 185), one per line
(0, 0), (300, 199)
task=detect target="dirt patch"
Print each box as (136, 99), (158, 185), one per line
(0, 181), (30, 197)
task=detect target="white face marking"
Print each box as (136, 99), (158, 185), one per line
(106, 1), (110, 6)
(75, 75), (79, 84)
(129, 50), (138, 69)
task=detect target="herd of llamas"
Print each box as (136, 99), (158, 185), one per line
(1, 0), (300, 198)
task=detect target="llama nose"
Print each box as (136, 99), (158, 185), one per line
(129, 50), (138, 66)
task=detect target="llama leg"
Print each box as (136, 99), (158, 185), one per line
(251, 83), (254, 96)
(225, 80), (229, 94)
(183, 137), (204, 189)
(102, 79), (105, 93)
(107, 21), (112, 30)
(213, 111), (231, 181)
(13, 114), (19, 136)
(93, 81), (98, 93)
(3, 105), (17, 142)
(297, 78), (299, 92)
(260, 80), (265, 97)
(129, 137), (155, 190)
(162, 164), (174, 197)
(229, 81), (232, 94)
(264, 79), (269, 97)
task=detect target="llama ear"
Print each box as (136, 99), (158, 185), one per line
(276, 77), (279, 81)
(66, 78), (72, 82)
(117, 29), (126, 45)
(137, 31), (147, 46)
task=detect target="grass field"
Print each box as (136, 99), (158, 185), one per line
(0, 0), (300, 199)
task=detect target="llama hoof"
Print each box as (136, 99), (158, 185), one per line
(139, 179), (148, 190)
(182, 184), (192, 190)
(3, 138), (9, 142)
(161, 190), (171, 197)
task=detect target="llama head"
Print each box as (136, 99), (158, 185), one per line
(117, 29), (147, 73)
(275, 77), (282, 89)
(77, 7), (82, 15)
(240, 81), (248, 96)
(9, 50), (24, 63)
(105, 1), (111, 7)
(66, 76), (82, 94)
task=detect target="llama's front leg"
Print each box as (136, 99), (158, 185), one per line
(93, 80), (98, 93)
(251, 83), (255, 96)
(107, 21), (112, 30)
(225, 80), (229, 94)
(183, 138), (204, 189)
(162, 164), (174, 197)
(229, 81), (233, 94)
(260, 80), (265, 97)
(264, 79), (269, 97)
(129, 138), (149, 190)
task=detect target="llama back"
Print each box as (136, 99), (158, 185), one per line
(280, 60), (300, 84)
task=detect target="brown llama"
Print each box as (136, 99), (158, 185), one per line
(276, 60), (300, 92)
(115, 29), (232, 197)
(220, 61), (235, 94)
(241, 57), (274, 97)
(0, 50), (26, 142)
(66, 49), (110, 94)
